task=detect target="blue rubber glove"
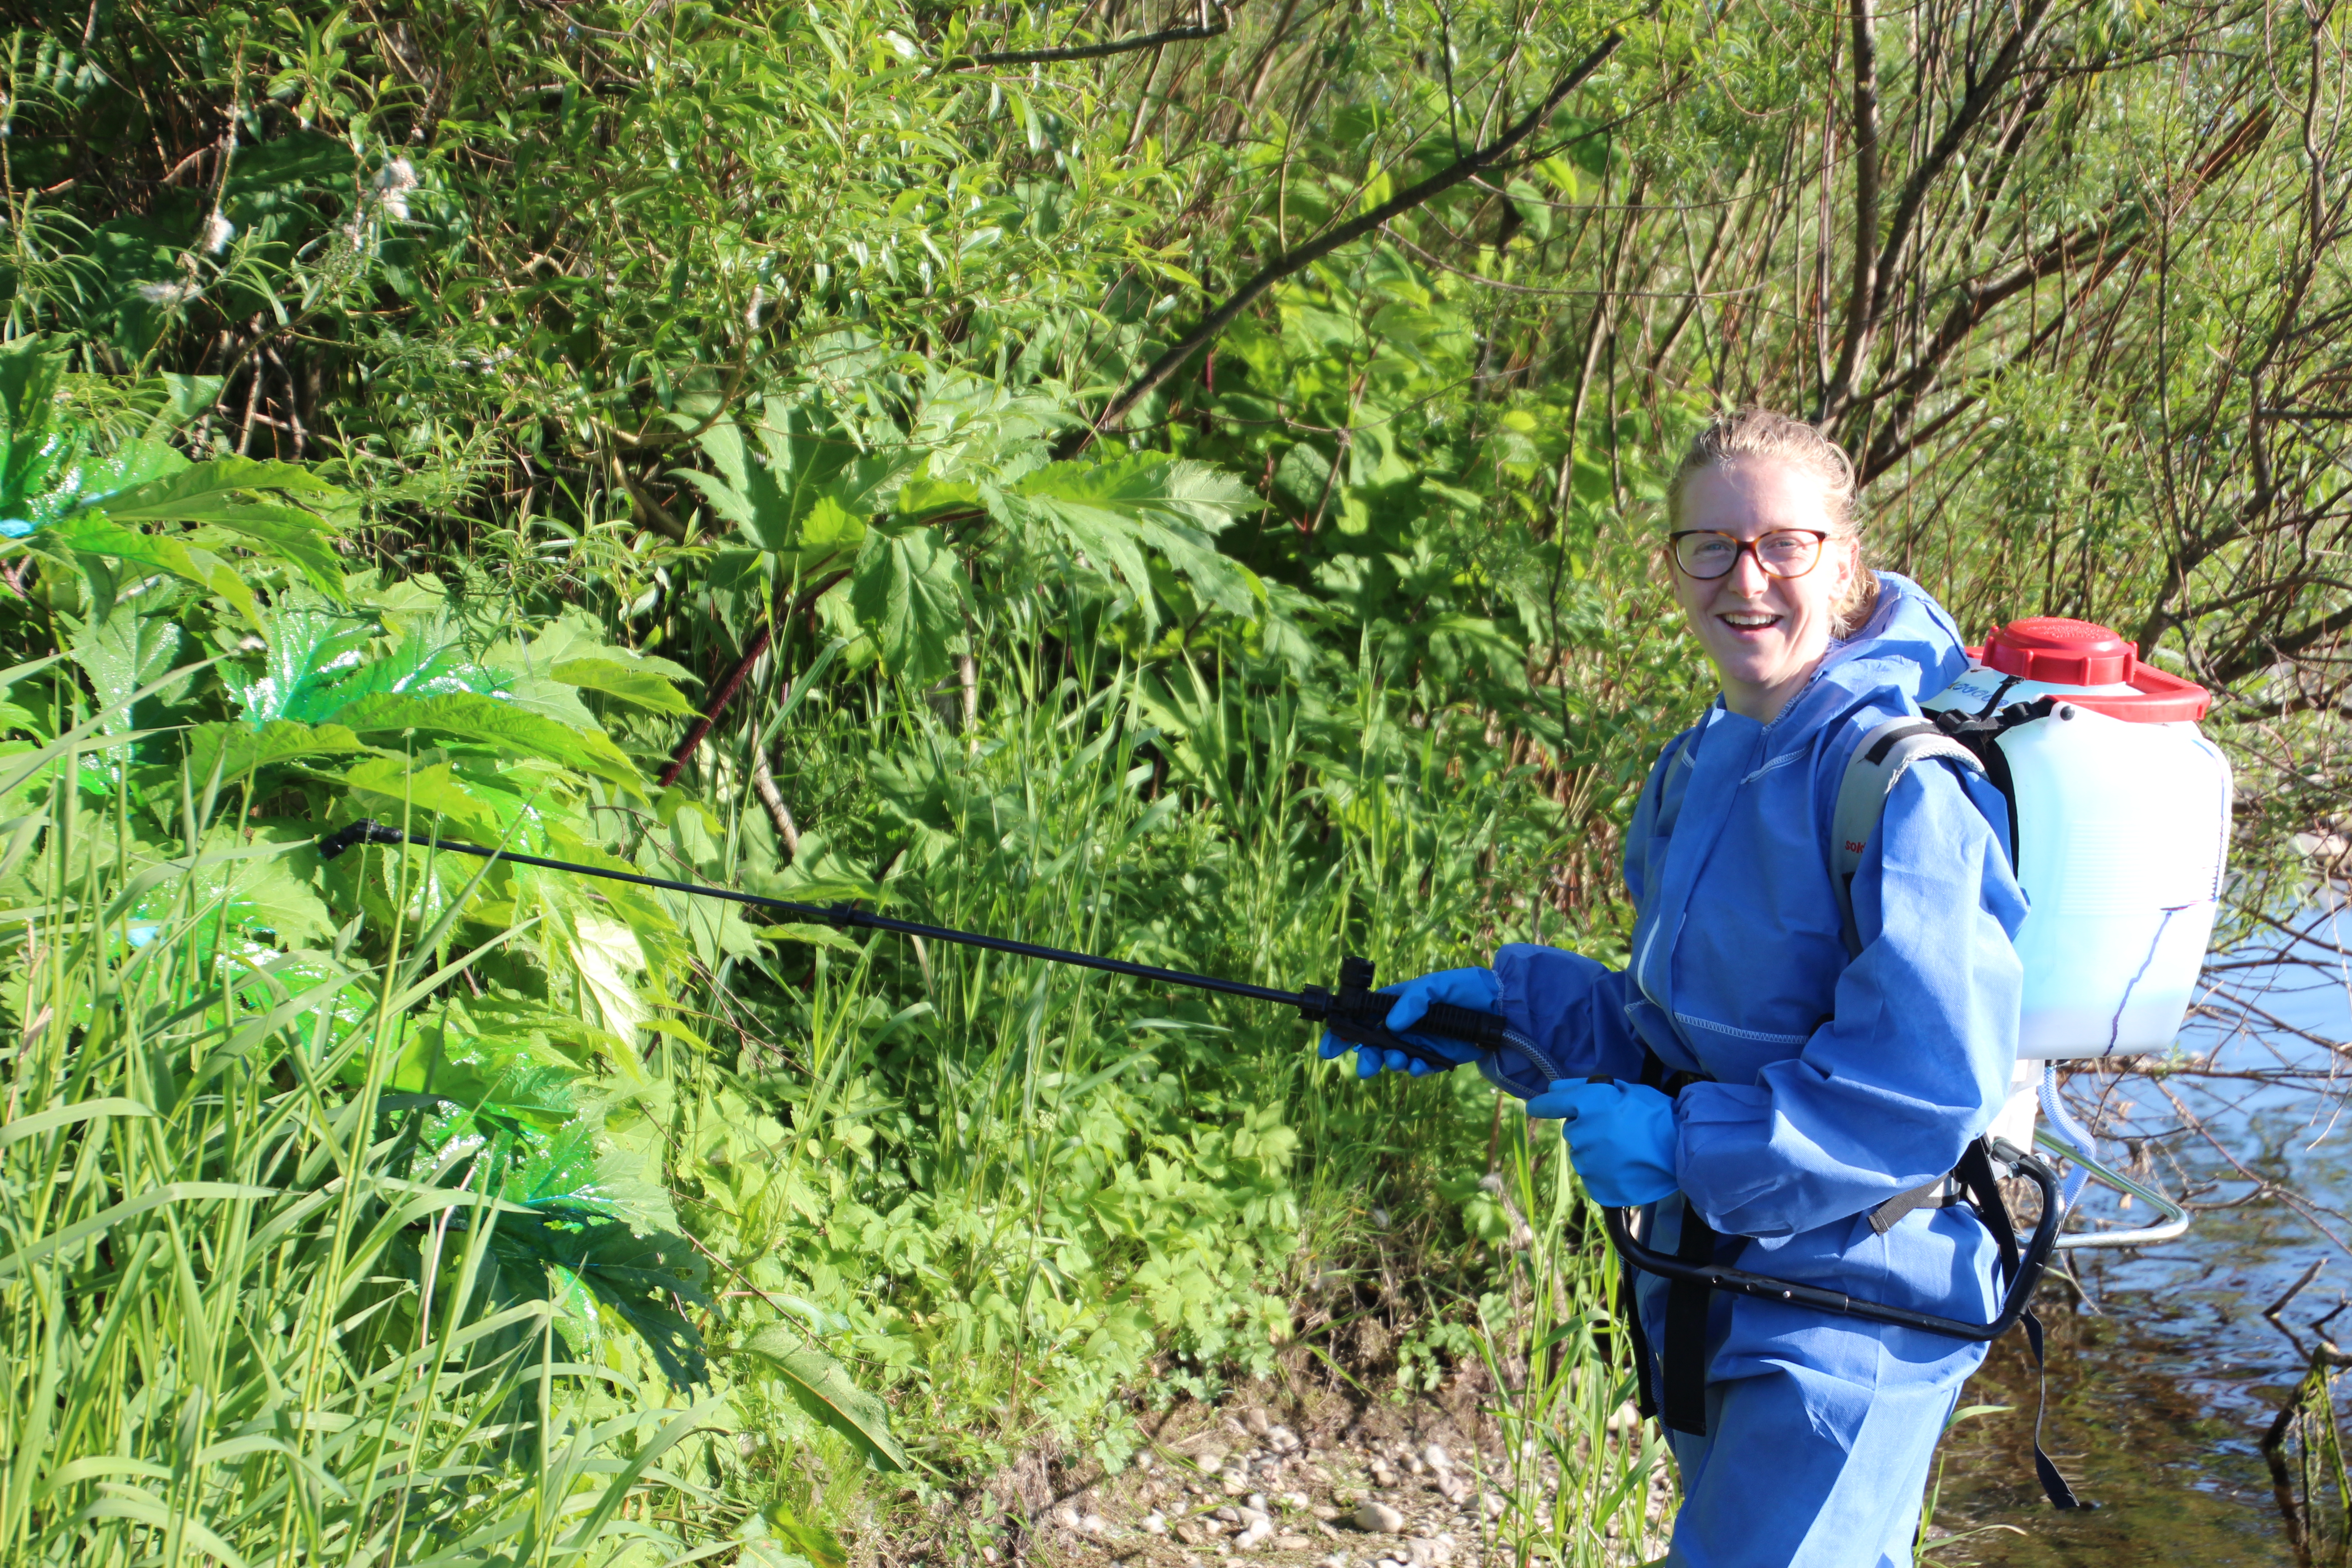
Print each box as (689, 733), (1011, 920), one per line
(1524, 1078), (1680, 1207)
(1316, 966), (1500, 1079)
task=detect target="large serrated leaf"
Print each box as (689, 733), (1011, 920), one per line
(549, 657), (696, 715)
(847, 526), (967, 684)
(340, 757), (503, 837)
(69, 606), (187, 742)
(186, 719), (372, 786)
(737, 1326), (908, 1472)
(333, 691), (643, 789)
(192, 508), (346, 598)
(0, 336), (65, 512)
(88, 457), (340, 520)
(42, 514), (263, 628)
(992, 452), (1263, 627)
(225, 608), (377, 725)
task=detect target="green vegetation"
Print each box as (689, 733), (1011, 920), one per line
(0, 0), (2343, 1563)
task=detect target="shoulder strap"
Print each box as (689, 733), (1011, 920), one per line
(1830, 716), (1986, 958)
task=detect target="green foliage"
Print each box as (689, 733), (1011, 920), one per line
(2, 0), (2343, 1561)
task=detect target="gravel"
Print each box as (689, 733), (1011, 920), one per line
(1017, 1392), (1675, 1565)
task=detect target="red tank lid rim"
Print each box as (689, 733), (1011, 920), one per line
(1965, 615), (2214, 722)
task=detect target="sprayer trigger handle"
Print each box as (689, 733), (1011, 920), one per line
(1316, 1013), (1470, 1076)
(1415, 1000), (1509, 1049)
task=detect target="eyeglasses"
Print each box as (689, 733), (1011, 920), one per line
(1667, 529), (1830, 580)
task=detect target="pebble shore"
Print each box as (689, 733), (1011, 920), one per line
(981, 1392), (1674, 1567)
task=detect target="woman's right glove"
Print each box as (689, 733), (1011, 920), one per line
(1317, 965), (1501, 1078)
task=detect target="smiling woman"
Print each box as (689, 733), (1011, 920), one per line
(1337, 409), (2041, 1566)
(1665, 410), (1876, 723)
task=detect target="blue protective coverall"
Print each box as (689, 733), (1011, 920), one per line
(1498, 573), (2028, 1568)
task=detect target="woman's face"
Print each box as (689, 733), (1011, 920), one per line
(1670, 459), (1856, 722)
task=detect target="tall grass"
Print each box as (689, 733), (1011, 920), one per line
(0, 733), (718, 1566)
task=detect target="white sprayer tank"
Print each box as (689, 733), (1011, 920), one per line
(1921, 617), (2232, 1063)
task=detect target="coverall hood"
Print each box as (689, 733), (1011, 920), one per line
(1761, 569), (1977, 748)
(1789, 570), (1975, 723)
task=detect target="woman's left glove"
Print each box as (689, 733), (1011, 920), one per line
(1524, 1079), (1679, 1207)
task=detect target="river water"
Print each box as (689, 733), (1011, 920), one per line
(1926, 902), (2352, 1565)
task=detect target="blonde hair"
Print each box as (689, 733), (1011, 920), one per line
(1666, 409), (1879, 637)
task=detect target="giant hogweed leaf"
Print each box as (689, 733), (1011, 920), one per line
(847, 525), (968, 683)
(490, 608), (696, 719)
(678, 420), (796, 549)
(130, 831), (335, 951)
(0, 337), (60, 451)
(490, 1212), (711, 1388)
(48, 458), (348, 603)
(478, 1121), (708, 1387)
(223, 607), (376, 724)
(292, 625), (513, 719)
(391, 1022), (578, 1127)
(0, 337), (66, 518)
(88, 456), (340, 519)
(564, 913), (651, 1054)
(456, 991), (633, 1074)
(828, 448), (922, 524)
(334, 691), (642, 787)
(18, 438), (187, 534)
(69, 607), (187, 742)
(340, 757), (504, 838)
(549, 659), (695, 715)
(903, 370), (1073, 472)
(184, 719), (371, 785)
(737, 1326), (909, 1471)
(502, 1116), (600, 1204)
(748, 399), (863, 519)
(40, 515), (263, 628)
(490, 607), (622, 673)
(531, 1118), (680, 1234)
(993, 454), (1262, 626)
(677, 403), (903, 557)
(680, 403), (850, 551)
(191, 509), (344, 598)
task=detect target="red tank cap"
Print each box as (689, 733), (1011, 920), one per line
(1982, 617), (2137, 685)
(1965, 616), (2214, 721)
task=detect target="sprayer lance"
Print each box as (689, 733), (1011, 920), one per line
(316, 820), (1505, 1073)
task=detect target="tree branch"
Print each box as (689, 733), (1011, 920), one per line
(1818, 0), (1881, 423)
(750, 747), (801, 855)
(1869, 0), (2053, 326)
(2206, 598), (2352, 686)
(1817, 0), (2053, 426)
(1090, 31), (1621, 433)
(657, 570), (850, 789)
(951, 15), (1227, 68)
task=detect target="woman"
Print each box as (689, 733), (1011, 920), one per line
(1330, 410), (2026, 1567)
